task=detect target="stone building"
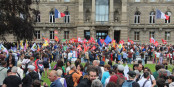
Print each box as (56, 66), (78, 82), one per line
(4, 0), (174, 44)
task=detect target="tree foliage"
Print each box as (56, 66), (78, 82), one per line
(0, 0), (39, 41)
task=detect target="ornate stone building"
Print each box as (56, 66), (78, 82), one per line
(4, 0), (174, 44)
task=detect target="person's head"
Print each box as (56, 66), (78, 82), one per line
(28, 65), (35, 72)
(155, 64), (161, 71)
(57, 69), (63, 77)
(143, 72), (150, 79)
(133, 64), (138, 71)
(168, 75), (174, 84)
(117, 65), (124, 73)
(11, 66), (17, 74)
(138, 64), (143, 72)
(32, 80), (41, 87)
(7, 69), (12, 76)
(156, 78), (166, 87)
(113, 64), (118, 73)
(109, 69), (115, 76)
(17, 61), (22, 67)
(138, 60), (142, 64)
(77, 64), (83, 72)
(143, 67), (151, 74)
(93, 60), (100, 66)
(127, 71), (136, 80)
(88, 68), (98, 82)
(108, 60), (112, 67)
(70, 64), (76, 70)
(1, 61), (7, 67)
(66, 61), (71, 67)
(91, 79), (103, 87)
(48, 70), (58, 82)
(106, 82), (118, 87)
(104, 64), (111, 71)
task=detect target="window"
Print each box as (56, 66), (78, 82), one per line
(150, 0), (156, 2)
(49, 12), (55, 23)
(149, 31), (155, 39)
(134, 32), (139, 40)
(166, 0), (172, 2)
(165, 32), (170, 40)
(84, 30), (90, 40)
(96, 31), (108, 39)
(64, 0), (70, 2)
(135, 0), (140, 2)
(64, 11), (70, 23)
(165, 11), (171, 23)
(134, 11), (141, 24)
(35, 31), (40, 39)
(50, 31), (54, 39)
(149, 11), (155, 24)
(96, 0), (109, 21)
(35, 14), (40, 22)
(64, 31), (69, 39)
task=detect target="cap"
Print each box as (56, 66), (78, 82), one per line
(118, 65), (124, 71)
(28, 65), (35, 71)
(127, 71), (136, 77)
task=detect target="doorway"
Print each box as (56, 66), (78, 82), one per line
(114, 30), (120, 43)
(96, 31), (108, 40)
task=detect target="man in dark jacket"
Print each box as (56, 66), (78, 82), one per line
(22, 65), (39, 87)
(77, 68), (98, 87)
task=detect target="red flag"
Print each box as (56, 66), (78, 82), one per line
(119, 40), (124, 45)
(150, 38), (155, 44)
(100, 39), (105, 44)
(54, 36), (59, 42)
(154, 41), (158, 47)
(89, 37), (95, 43)
(128, 37), (130, 42)
(165, 15), (169, 20)
(83, 39), (87, 43)
(77, 37), (83, 43)
(77, 45), (82, 51)
(161, 39), (167, 44)
(91, 46), (96, 50)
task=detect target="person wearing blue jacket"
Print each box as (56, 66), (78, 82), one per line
(101, 64), (111, 87)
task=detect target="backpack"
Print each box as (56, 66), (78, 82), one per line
(65, 72), (75, 87)
(116, 74), (126, 87)
(37, 60), (44, 72)
(122, 80), (134, 87)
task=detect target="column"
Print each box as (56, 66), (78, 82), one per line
(90, 27), (95, 39)
(78, 0), (84, 24)
(109, 27), (114, 40)
(91, 0), (95, 24)
(121, 0), (128, 24)
(109, 0), (114, 23)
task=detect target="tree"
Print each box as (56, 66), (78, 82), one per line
(0, 0), (39, 41)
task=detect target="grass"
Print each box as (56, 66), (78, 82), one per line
(41, 62), (173, 86)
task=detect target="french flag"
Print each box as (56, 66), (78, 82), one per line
(55, 8), (65, 18)
(156, 9), (169, 20)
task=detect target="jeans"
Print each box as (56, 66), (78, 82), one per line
(127, 58), (132, 64)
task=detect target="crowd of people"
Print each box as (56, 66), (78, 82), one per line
(0, 42), (174, 87)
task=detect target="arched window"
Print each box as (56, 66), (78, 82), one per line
(134, 11), (141, 24)
(64, 11), (70, 23)
(165, 11), (171, 23)
(95, 0), (109, 21)
(149, 11), (155, 24)
(49, 11), (55, 23)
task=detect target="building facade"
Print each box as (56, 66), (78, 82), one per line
(4, 0), (174, 44)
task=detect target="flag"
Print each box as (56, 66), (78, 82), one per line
(31, 43), (37, 51)
(55, 8), (65, 18)
(37, 44), (41, 51)
(161, 39), (167, 44)
(156, 9), (169, 20)
(43, 39), (49, 47)
(89, 37), (95, 43)
(83, 39), (87, 43)
(104, 35), (112, 45)
(24, 40), (28, 51)
(77, 37), (83, 43)
(62, 39), (66, 42)
(154, 41), (158, 47)
(77, 45), (82, 51)
(150, 37), (155, 43)
(111, 39), (116, 48)
(83, 44), (87, 52)
(0, 44), (8, 55)
(118, 44), (122, 49)
(20, 40), (24, 50)
(119, 40), (124, 45)
(54, 36), (59, 42)
(97, 39), (102, 47)
(91, 46), (96, 50)
(100, 39), (105, 44)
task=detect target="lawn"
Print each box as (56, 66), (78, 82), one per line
(41, 62), (173, 86)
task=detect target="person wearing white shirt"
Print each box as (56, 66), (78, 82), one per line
(138, 72), (152, 87)
(17, 61), (24, 79)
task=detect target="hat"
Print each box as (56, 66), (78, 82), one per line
(118, 65), (124, 71)
(127, 71), (136, 77)
(28, 65), (35, 71)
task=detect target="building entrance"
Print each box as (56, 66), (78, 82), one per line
(114, 30), (120, 43)
(96, 31), (108, 40)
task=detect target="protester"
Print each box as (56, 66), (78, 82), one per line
(48, 70), (63, 87)
(138, 72), (152, 87)
(0, 61), (8, 87)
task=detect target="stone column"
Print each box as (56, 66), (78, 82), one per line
(109, 0), (114, 23)
(90, 27), (95, 39)
(78, 0), (84, 24)
(109, 27), (114, 40)
(91, 0), (95, 24)
(121, 0), (128, 24)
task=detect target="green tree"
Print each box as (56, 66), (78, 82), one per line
(0, 0), (39, 41)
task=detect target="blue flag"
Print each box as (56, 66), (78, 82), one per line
(104, 35), (112, 45)
(97, 39), (102, 47)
